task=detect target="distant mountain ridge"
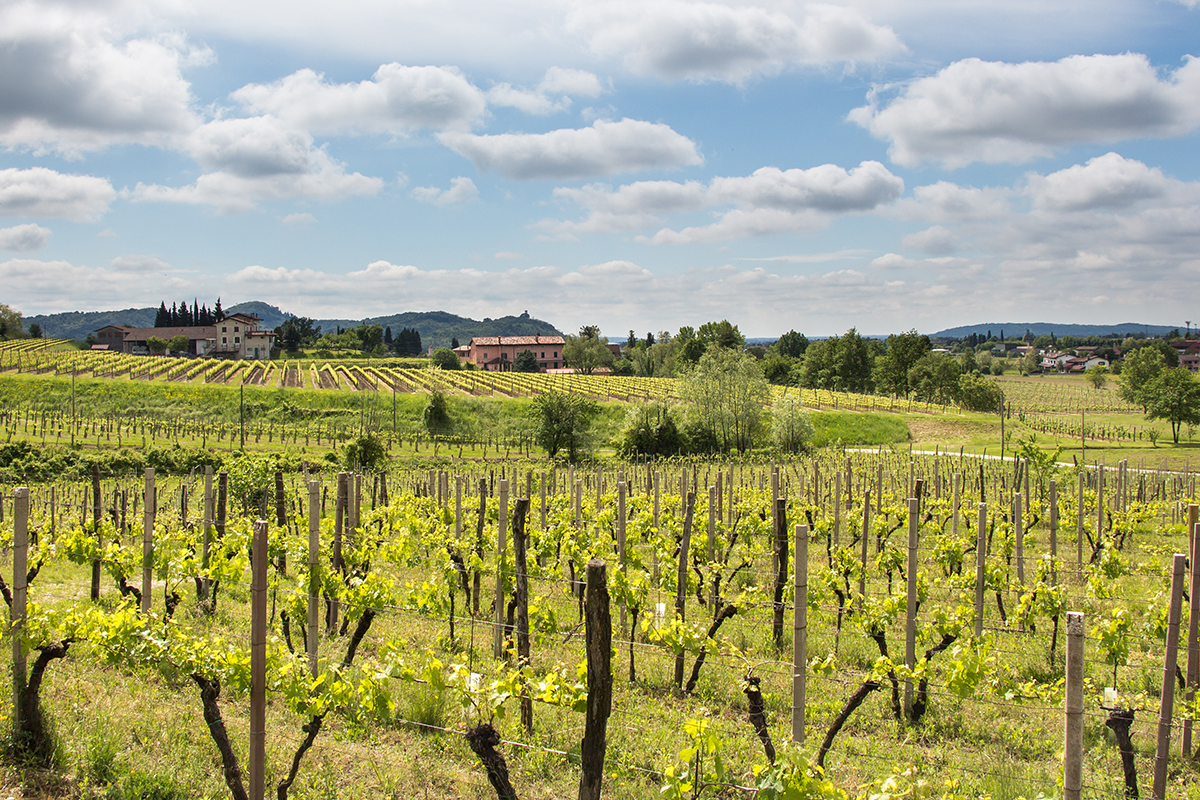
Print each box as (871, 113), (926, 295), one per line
(25, 302), (563, 350)
(930, 322), (1179, 339)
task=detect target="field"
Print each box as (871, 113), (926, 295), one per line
(0, 344), (1198, 800)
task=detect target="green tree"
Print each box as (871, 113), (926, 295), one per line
(696, 319), (746, 351)
(772, 330), (808, 358)
(562, 333), (614, 374)
(0, 303), (24, 339)
(761, 353), (796, 385)
(344, 433), (387, 472)
(1085, 364), (1108, 390)
(771, 396), (814, 454)
(875, 329), (931, 397)
(530, 391), (599, 461)
(146, 336), (168, 354)
(680, 348), (770, 453)
(1019, 349), (1040, 375)
(1144, 368), (1200, 443)
(798, 329), (872, 393)
(958, 372), (1005, 412)
(617, 402), (684, 457)
(167, 334), (190, 354)
(514, 349), (540, 373)
(27, 323), (41, 339)
(907, 353), (961, 405)
(423, 390), (454, 436)
(1118, 346), (1165, 411)
(430, 347), (461, 370)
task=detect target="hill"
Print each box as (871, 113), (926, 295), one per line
(316, 310), (563, 349)
(930, 322), (1178, 339)
(23, 303), (562, 349)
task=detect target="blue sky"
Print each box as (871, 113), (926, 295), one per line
(2, 0), (1198, 337)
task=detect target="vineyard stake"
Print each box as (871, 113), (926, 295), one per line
(1184, 508), (1200, 758)
(904, 497), (918, 718)
(772, 498), (788, 648)
(617, 482), (627, 634)
(249, 519), (268, 800)
(792, 523), (807, 744)
(201, 467), (212, 600)
(833, 473), (841, 548)
(974, 503), (987, 637)
(91, 464), (102, 601)
(1014, 492), (1025, 586)
(579, 559), (612, 800)
(952, 473), (960, 539)
(1049, 480), (1058, 587)
(652, 472), (661, 586)
(493, 480), (508, 659)
(708, 486), (717, 614)
(142, 468), (154, 614)
(1064, 611), (1084, 800)
(12, 487), (28, 730)
(675, 494), (695, 690)
(858, 490), (870, 612)
(1077, 473), (1085, 574)
(1096, 466), (1105, 552)
(307, 480), (319, 677)
(513, 498), (532, 735)
(1153, 553), (1187, 800)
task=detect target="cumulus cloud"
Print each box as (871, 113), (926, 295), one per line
(900, 225), (957, 255)
(439, 118), (702, 179)
(0, 256), (197, 313)
(0, 224), (51, 252)
(111, 254), (172, 273)
(539, 161), (902, 241)
(411, 176), (480, 206)
(1026, 152), (1174, 211)
(569, 1), (904, 83)
(850, 53), (1200, 167)
(281, 212), (317, 225)
(0, 167), (116, 221)
(891, 181), (1012, 223)
(132, 117), (383, 212)
(0, 5), (203, 154)
(231, 64), (487, 135)
(488, 67), (605, 115)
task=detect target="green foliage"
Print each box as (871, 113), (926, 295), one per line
(1143, 367), (1200, 443)
(771, 396), (814, 454)
(771, 330), (808, 359)
(907, 353), (961, 405)
(166, 335), (190, 354)
(617, 401), (684, 457)
(1118, 346), (1166, 410)
(0, 303), (25, 339)
(529, 390), (599, 461)
(344, 433), (387, 472)
(422, 390), (454, 437)
(875, 329), (932, 398)
(679, 347), (770, 453)
(957, 372), (1004, 413)
(513, 349), (540, 373)
(430, 347), (461, 370)
(562, 332), (614, 375)
(146, 336), (167, 354)
(1084, 364), (1108, 389)
(799, 328), (872, 393)
(224, 452), (276, 506)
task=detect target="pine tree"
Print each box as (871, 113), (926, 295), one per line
(214, 297), (223, 321)
(155, 302), (170, 327)
(384, 326), (393, 348)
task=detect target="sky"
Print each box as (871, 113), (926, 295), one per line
(1, 0), (1199, 337)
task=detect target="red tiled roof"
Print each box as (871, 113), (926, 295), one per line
(470, 335), (565, 346)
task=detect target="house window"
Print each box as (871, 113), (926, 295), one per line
(234, 326), (239, 332)
(553, 351), (558, 358)
(222, 326), (227, 332)
(235, 336), (240, 344)
(541, 352), (545, 358)
(222, 337), (227, 344)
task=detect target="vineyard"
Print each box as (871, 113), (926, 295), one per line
(2, 449), (1200, 799)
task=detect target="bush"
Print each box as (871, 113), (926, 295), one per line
(343, 433), (387, 472)
(958, 372), (1004, 412)
(617, 402), (684, 458)
(771, 397), (815, 454)
(430, 347), (460, 370)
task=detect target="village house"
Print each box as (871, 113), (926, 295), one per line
(465, 335), (565, 371)
(93, 313), (275, 360)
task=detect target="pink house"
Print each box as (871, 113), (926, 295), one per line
(466, 336), (565, 371)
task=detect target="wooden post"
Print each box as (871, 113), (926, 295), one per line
(274, 471), (287, 576)
(617, 482), (627, 633)
(1077, 472), (1085, 572)
(249, 520), (268, 800)
(772, 498), (788, 648)
(579, 559), (612, 800)
(1096, 466), (1105, 550)
(513, 498), (532, 735)
(142, 468), (155, 614)
(952, 473), (960, 539)
(792, 523), (807, 743)
(11, 488), (28, 729)
(1014, 492), (1025, 586)
(1154, 553), (1187, 800)
(1049, 479), (1059, 587)
(675, 494), (695, 689)
(904, 497), (918, 717)
(331, 472), (347, 631)
(858, 490), (870, 611)
(1064, 611), (1084, 800)
(493, 480), (508, 659)
(707, 485), (717, 614)
(1186, 508), (1200, 757)
(652, 471), (661, 585)
(91, 464), (102, 601)
(307, 480), (320, 677)
(833, 473), (841, 548)
(455, 474), (462, 538)
(974, 503), (987, 637)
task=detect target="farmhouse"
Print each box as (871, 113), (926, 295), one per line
(93, 313), (275, 360)
(465, 335), (565, 371)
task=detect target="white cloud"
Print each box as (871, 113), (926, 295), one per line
(439, 118), (702, 179)
(900, 225), (957, 255)
(892, 181), (1012, 222)
(488, 67), (606, 115)
(540, 160), (902, 241)
(0, 224), (51, 252)
(1026, 152), (1174, 211)
(0, 167), (116, 221)
(132, 116), (383, 212)
(850, 53), (1200, 167)
(231, 64), (487, 135)
(494, 251), (523, 260)
(111, 254), (172, 273)
(0, 5), (203, 155)
(411, 176), (480, 206)
(281, 212), (317, 225)
(570, 1), (904, 83)
(0, 257), (197, 313)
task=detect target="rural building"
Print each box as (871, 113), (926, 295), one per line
(466, 335), (565, 371)
(93, 313), (275, 359)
